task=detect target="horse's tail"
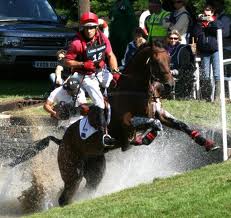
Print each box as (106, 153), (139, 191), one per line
(6, 136), (62, 168)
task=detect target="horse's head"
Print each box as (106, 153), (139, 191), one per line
(149, 39), (175, 97)
(118, 40), (174, 98)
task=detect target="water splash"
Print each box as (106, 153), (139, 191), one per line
(0, 118), (221, 217)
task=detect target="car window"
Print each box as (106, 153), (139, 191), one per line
(0, 0), (58, 21)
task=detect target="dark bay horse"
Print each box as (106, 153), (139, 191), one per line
(7, 40), (218, 207)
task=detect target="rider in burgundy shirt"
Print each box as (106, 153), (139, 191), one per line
(65, 12), (120, 147)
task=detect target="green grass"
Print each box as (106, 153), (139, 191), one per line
(0, 80), (230, 129)
(1, 80), (230, 217)
(24, 160), (231, 218)
(0, 80), (50, 102)
(163, 99), (231, 130)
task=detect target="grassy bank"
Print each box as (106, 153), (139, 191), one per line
(25, 160), (231, 218)
(163, 99), (231, 130)
(0, 80), (49, 102)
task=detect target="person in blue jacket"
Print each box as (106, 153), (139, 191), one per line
(166, 29), (196, 99)
(121, 27), (147, 68)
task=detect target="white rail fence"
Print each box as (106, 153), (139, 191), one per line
(192, 29), (230, 161)
(193, 58), (231, 100)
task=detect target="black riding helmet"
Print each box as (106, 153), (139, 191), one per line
(63, 78), (79, 95)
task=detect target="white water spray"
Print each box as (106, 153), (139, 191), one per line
(0, 123), (220, 217)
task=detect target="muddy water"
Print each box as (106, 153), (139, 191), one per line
(0, 123), (221, 217)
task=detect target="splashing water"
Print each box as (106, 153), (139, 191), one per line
(72, 127), (220, 202)
(0, 120), (221, 217)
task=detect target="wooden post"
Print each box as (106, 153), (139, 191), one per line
(78, 0), (90, 20)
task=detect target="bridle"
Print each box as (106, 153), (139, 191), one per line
(147, 48), (170, 101)
(148, 47), (168, 82)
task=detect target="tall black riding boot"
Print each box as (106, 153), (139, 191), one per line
(96, 107), (116, 147)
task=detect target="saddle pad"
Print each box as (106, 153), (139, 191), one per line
(79, 117), (97, 140)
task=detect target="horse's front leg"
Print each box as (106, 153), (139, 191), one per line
(84, 155), (106, 190)
(58, 143), (84, 206)
(152, 101), (219, 152)
(129, 116), (163, 146)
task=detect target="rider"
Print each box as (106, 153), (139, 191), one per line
(64, 11), (121, 147)
(43, 77), (87, 124)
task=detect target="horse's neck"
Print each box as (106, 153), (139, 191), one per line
(120, 47), (151, 91)
(109, 91), (149, 116)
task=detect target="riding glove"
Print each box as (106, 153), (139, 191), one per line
(113, 73), (121, 81)
(83, 60), (96, 71)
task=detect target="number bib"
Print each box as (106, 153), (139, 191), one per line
(86, 43), (106, 62)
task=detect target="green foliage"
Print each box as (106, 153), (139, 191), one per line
(133, 0), (148, 12)
(52, 0), (231, 22)
(91, 0), (115, 18)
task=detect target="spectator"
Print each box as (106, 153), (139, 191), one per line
(49, 49), (71, 91)
(166, 29), (195, 98)
(144, 0), (170, 42)
(168, 0), (192, 44)
(209, 0), (231, 38)
(43, 77), (87, 127)
(121, 27), (147, 68)
(65, 12), (120, 147)
(209, 0), (231, 81)
(194, 4), (222, 102)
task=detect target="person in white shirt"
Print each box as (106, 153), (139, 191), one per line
(44, 77), (87, 127)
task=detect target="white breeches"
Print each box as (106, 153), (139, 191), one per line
(72, 69), (113, 109)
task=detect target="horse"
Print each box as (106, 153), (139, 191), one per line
(7, 40), (218, 207)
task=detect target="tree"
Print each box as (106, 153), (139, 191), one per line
(51, 0), (231, 22)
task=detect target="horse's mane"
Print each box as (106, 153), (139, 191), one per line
(124, 39), (166, 73)
(115, 39), (173, 95)
(124, 43), (150, 71)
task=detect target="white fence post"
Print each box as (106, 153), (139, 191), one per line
(217, 29), (228, 161)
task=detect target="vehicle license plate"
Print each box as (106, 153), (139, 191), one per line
(33, 61), (57, 69)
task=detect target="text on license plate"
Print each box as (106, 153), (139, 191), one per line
(33, 61), (57, 69)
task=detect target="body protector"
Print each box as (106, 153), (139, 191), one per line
(75, 32), (107, 75)
(86, 40), (106, 70)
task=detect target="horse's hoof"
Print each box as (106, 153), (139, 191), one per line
(58, 195), (68, 207)
(206, 145), (220, 152)
(205, 139), (220, 152)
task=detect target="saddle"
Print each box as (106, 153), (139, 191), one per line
(79, 103), (111, 140)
